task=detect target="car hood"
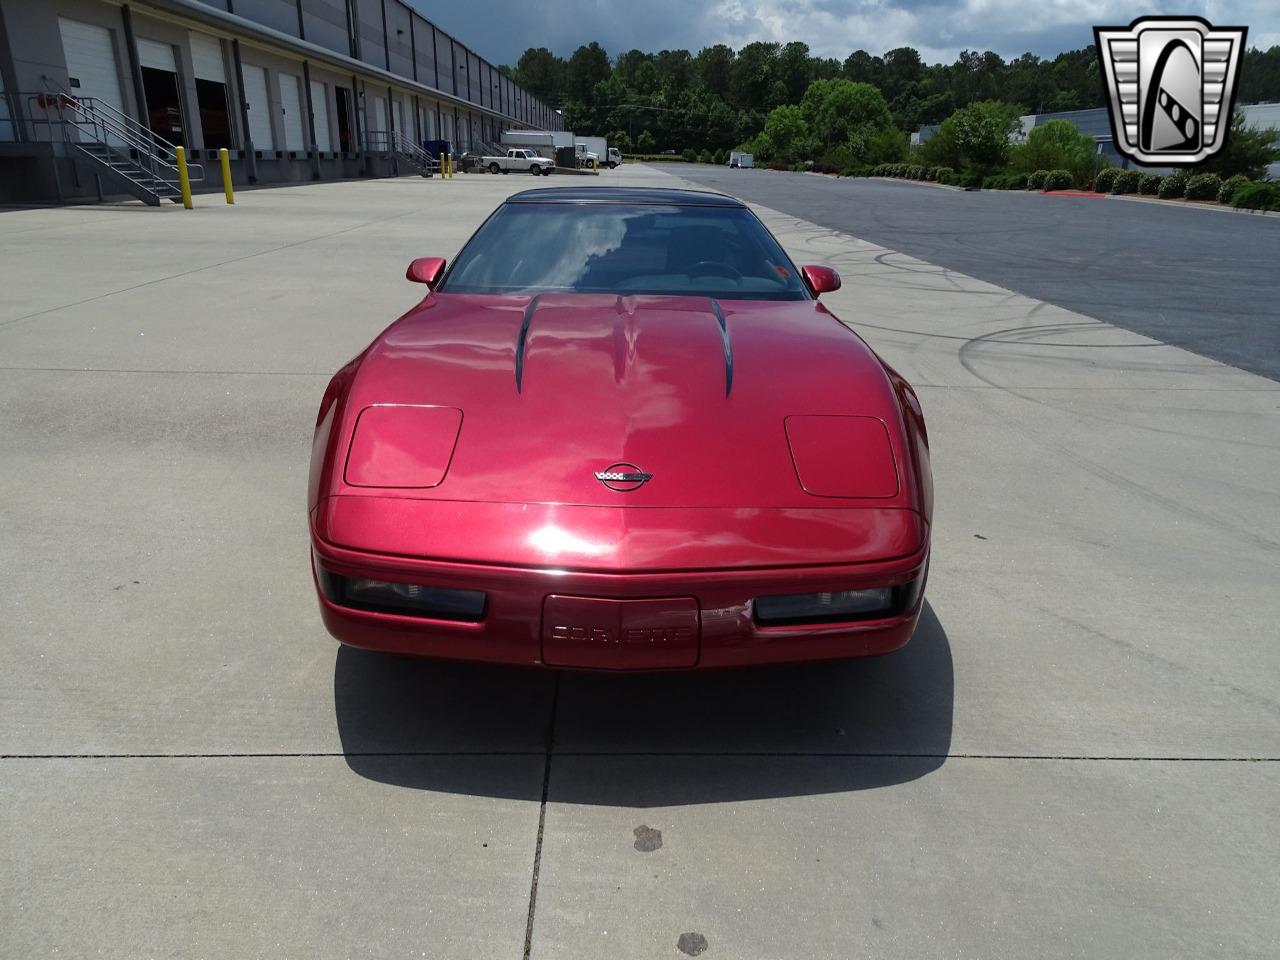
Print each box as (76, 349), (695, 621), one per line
(328, 292), (916, 511)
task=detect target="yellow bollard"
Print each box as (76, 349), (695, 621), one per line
(445, 153), (451, 178)
(218, 147), (234, 204)
(175, 146), (193, 209)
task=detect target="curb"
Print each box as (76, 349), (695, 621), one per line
(867, 176), (964, 191)
(1107, 193), (1280, 217)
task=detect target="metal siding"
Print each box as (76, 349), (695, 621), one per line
(232, 0), (301, 37)
(435, 32), (453, 94)
(411, 14), (433, 85)
(451, 40), (466, 100)
(384, 1), (413, 78)
(354, 0), (385, 69)
(300, 0), (349, 57)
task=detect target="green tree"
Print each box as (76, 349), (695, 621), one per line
(607, 129), (633, 154)
(636, 129), (656, 153)
(799, 79), (894, 152)
(763, 104), (810, 164)
(694, 44), (735, 100)
(1009, 118), (1096, 183)
(514, 48), (564, 102)
(777, 41), (814, 104)
(946, 99), (1021, 175)
(567, 42), (611, 103)
(1196, 108), (1280, 179)
(733, 41), (780, 113)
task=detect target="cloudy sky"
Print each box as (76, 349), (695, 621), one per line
(416, 0), (1278, 67)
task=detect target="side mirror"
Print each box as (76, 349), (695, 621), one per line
(406, 257), (447, 288)
(801, 265), (841, 296)
(798, 264), (839, 295)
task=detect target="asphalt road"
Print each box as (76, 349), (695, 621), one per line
(672, 163), (1280, 382)
(3, 165), (1278, 958)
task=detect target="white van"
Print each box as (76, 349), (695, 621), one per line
(728, 152), (754, 169)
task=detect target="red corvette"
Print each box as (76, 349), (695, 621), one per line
(309, 187), (931, 669)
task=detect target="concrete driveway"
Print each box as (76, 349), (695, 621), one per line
(2, 164), (1277, 959)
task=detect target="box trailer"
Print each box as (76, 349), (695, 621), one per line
(575, 136), (610, 167)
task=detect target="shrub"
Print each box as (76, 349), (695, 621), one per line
(1139, 174), (1163, 195)
(981, 172), (1029, 189)
(1042, 169), (1074, 191)
(932, 166), (954, 183)
(839, 163), (870, 178)
(1111, 170), (1142, 194)
(1231, 181), (1280, 211)
(1157, 171), (1187, 198)
(698, 149), (713, 164)
(1217, 174), (1250, 203)
(1184, 173), (1223, 200)
(1094, 167), (1120, 193)
(1027, 169), (1049, 190)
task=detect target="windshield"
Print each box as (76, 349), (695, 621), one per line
(439, 202), (810, 300)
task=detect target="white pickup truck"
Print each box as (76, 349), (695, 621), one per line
(483, 148), (555, 176)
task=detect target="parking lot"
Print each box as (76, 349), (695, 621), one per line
(3, 164), (1278, 958)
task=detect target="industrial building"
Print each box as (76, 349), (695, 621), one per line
(0, 0), (562, 203)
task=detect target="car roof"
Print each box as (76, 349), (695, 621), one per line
(505, 187), (744, 207)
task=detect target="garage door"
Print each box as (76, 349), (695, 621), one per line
(241, 64), (274, 151)
(58, 17), (126, 144)
(277, 71), (305, 151)
(189, 32), (226, 84)
(136, 37), (176, 73)
(310, 80), (333, 152)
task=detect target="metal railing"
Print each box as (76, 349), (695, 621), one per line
(23, 85), (203, 191)
(365, 128), (439, 174)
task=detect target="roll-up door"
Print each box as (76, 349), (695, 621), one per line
(136, 37), (176, 72)
(242, 64), (274, 150)
(190, 33), (226, 83)
(310, 81), (332, 152)
(58, 18), (127, 145)
(277, 71), (305, 151)
(190, 33), (232, 150)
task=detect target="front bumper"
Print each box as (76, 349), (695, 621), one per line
(310, 535), (929, 670)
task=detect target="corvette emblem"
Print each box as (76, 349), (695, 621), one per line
(1094, 16), (1246, 165)
(594, 462), (653, 492)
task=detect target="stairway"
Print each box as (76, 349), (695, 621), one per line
(74, 142), (183, 205)
(31, 86), (202, 206)
(368, 129), (438, 177)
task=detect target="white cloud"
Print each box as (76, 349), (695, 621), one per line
(421, 0), (1279, 65)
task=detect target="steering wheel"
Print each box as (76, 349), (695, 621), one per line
(687, 260), (742, 280)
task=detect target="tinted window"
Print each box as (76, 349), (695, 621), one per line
(440, 203), (809, 300)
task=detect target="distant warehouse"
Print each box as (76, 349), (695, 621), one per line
(0, 0), (562, 203)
